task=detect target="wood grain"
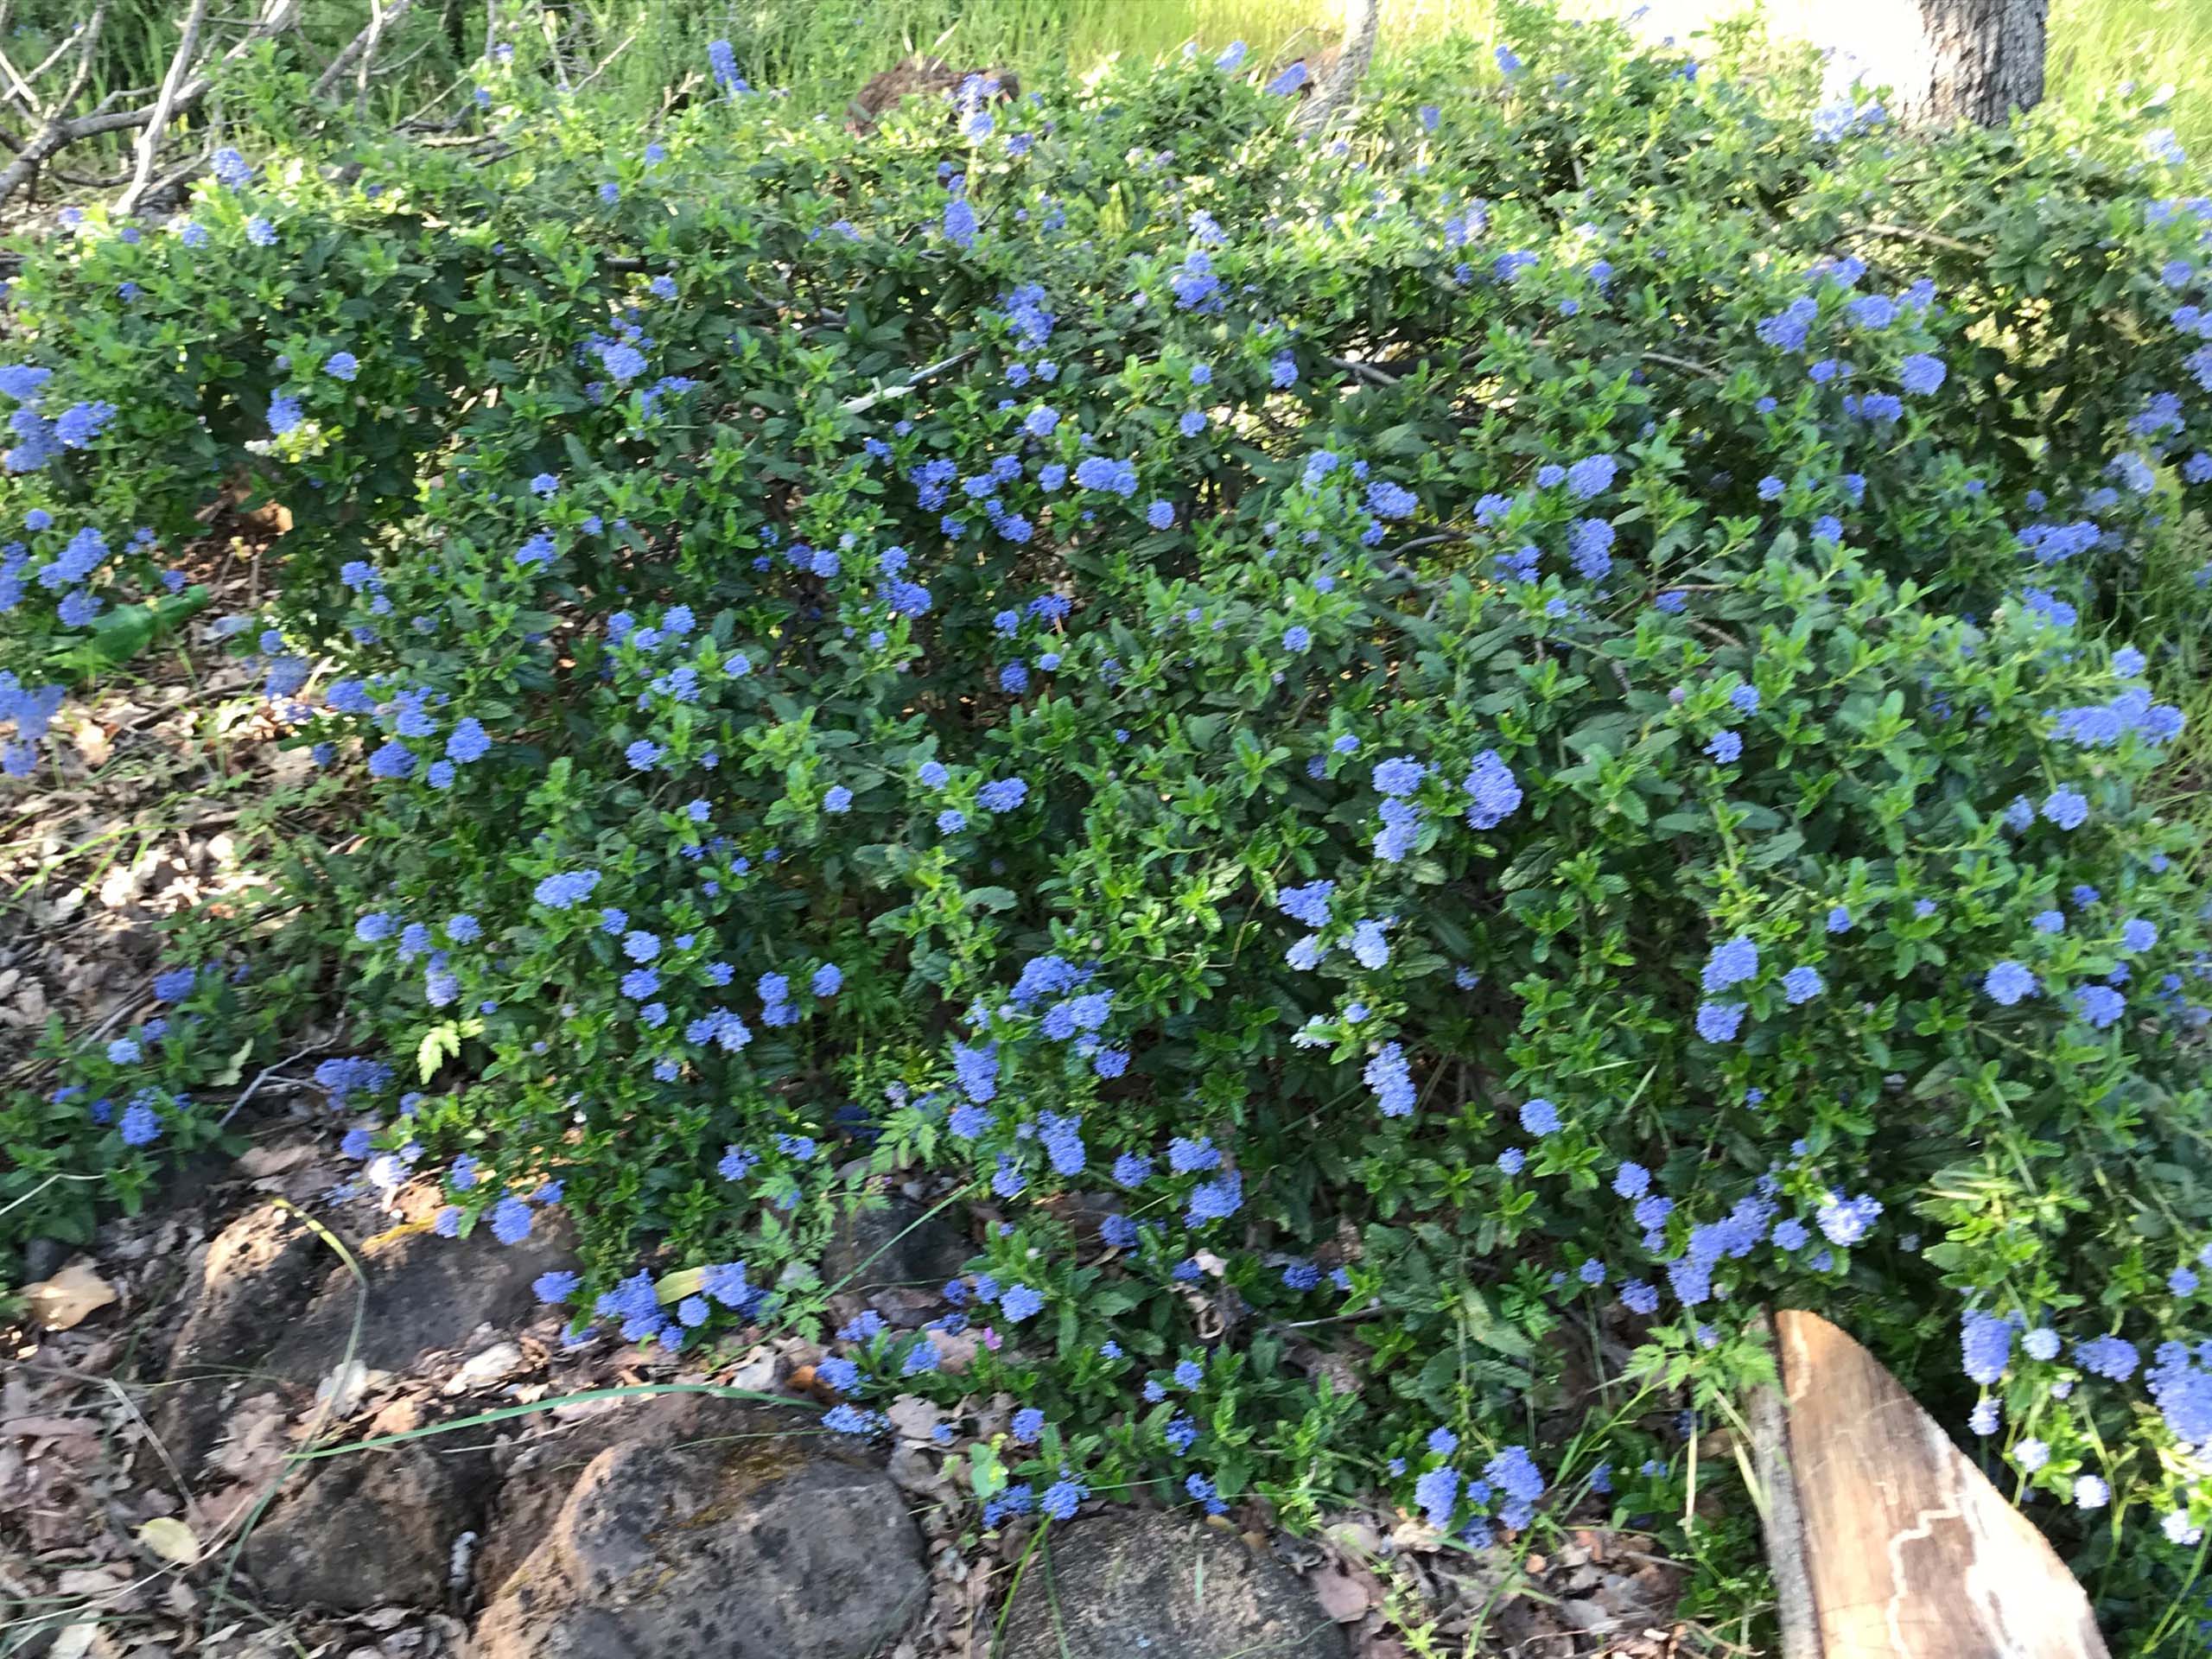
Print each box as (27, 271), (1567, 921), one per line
(1761, 1308), (2108, 1659)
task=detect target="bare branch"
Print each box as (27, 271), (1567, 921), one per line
(310, 0), (414, 101)
(1326, 354), (1402, 387)
(356, 0), (385, 113)
(1845, 219), (1988, 257)
(0, 0), (295, 210)
(116, 0), (214, 215)
(23, 17), (98, 95)
(1639, 349), (1721, 379)
(0, 4), (104, 207)
(164, 0), (300, 113)
(569, 23), (640, 95)
(841, 346), (981, 415)
(0, 47), (41, 115)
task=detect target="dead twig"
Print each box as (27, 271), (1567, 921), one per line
(1639, 349), (1722, 379)
(116, 0), (213, 215)
(1846, 219), (1988, 257)
(1326, 354), (1402, 387)
(218, 1046), (323, 1127)
(840, 346), (980, 415)
(1, 0), (297, 210)
(309, 0), (414, 102)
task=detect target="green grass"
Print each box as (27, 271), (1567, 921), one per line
(5, 0), (2206, 149)
(2049, 0), (2212, 155)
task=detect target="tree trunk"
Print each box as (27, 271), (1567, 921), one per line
(1294, 0), (1380, 136)
(1872, 0), (2049, 129)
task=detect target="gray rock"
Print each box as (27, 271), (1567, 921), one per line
(244, 1441), (491, 1610)
(473, 1410), (925, 1659)
(1001, 1510), (1347, 1659)
(819, 1192), (969, 1292)
(475, 1393), (780, 1598)
(264, 1214), (576, 1381)
(155, 1204), (577, 1479)
(151, 1204), (331, 1475)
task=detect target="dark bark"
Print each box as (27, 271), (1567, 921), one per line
(1891, 0), (2049, 129)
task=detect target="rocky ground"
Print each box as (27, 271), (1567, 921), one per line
(4, 1148), (1693, 1659)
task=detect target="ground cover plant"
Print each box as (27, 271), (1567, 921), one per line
(4, 2), (2212, 1643)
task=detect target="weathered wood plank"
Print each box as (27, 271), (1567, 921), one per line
(1753, 1308), (2108, 1659)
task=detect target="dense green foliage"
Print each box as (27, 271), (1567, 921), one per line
(5, 7), (2212, 1639)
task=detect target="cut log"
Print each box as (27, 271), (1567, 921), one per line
(1750, 1308), (2107, 1659)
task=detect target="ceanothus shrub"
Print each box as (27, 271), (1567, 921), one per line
(3, 2), (2211, 1615)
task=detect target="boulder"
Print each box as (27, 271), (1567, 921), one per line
(243, 1440), (492, 1610)
(263, 1215), (575, 1381)
(1001, 1510), (1348, 1659)
(150, 1205), (331, 1475)
(474, 1407), (925, 1659)
(154, 1204), (577, 1478)
(475, 1391), (774, 1597)
(818, 1192), (969, 1293)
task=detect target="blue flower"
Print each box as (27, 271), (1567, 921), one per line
(1701, 936), (1758, 992)
(1350, 919), (1390, 969)
(1705, 729), (1743, 763)
(1001, 1284), (1044, 1321)
(1782, 967), (1824, 1004)
(1694, 1001), (1745, 1042)
(2074, 984), (2126, 1029)
(1566, 454), (1618, 499)
(1983, 961), (2037, 1005)
(1185, 1171), (1243, 1224)
(1414, 1465), (1459, 1529)
(1277, 880), (1334, 927)
(490, 1196), (533, 1244)
(1146, 499), (1175, 530)
(823, 1404), (886, 1436)
(1039, 1476), (1086, 1520)
(1815, 1191), (1882, 1246)
(1364, 1042), (1415, 1117)
(323, 351), (359, 382)
(1898, 353), (1946, 394)
(533, 869), (601, 909)
(2075, 1334), (2139, 1380)
(2041, 789), (2088, 830)
(1519, 1097), (1560, 1135)
(1282, 624), (1312, 653)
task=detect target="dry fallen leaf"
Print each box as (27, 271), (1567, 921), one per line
(886, 1393), (944, 1443)
(235, 1142), (319, 1179)
(444, 1339), (524, 1395)
(1, 1414), (99, 1441)
(67, 715), (111, 770)
(210, 1395), (289, 1484)
(137, 1516), (201, 1567)
(22, 1262), (118, 1331)
(310, 1359), (384, 1421)
(1308, 1563), (1379, 1624)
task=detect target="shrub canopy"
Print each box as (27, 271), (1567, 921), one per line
(3, 4), (2211, 1625)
